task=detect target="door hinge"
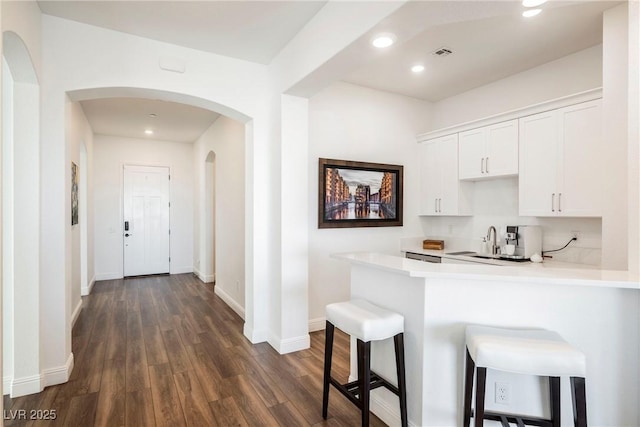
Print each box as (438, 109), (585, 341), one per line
(169, 257), (171, 262)
(168, 229), (171, 235)
(168, 202), (171, 208)
(168, 174), (171, 180)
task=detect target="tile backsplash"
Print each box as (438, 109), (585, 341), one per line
(419, 178), (602, 266)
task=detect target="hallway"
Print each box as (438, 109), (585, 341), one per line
(3, 275), (385, 426)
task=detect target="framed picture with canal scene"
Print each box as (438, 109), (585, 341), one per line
(318, 158), (403, 229)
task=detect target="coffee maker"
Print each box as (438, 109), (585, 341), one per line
(504, 225), (542, 259)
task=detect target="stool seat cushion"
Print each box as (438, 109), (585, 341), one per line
(326, 299), (404, 342)
(466, 325), (586, 377)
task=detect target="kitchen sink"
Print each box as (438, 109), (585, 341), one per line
(446, 251), (531, 263)
(445, 251), (477, 256)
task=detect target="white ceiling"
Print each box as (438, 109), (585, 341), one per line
(38, 1), (327, 65)
(79, 98), (220, 143)
(345, 1), (611, 101)
(39, 0), (615, 140)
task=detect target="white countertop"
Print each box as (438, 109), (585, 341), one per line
(332, 251), (640, 290)
(401, 244), (598, 268)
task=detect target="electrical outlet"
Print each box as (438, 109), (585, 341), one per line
(495, 382), (510, 404)
(571, 230), (580, 240)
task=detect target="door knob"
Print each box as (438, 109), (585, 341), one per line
(125, 233), (131, 237)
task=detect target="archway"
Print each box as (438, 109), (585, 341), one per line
(66, 87), (257, 342)
(2, 31), (42, 397)
(203, 151), (216, 284)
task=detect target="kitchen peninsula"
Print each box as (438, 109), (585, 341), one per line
(332, 252), (639, 427)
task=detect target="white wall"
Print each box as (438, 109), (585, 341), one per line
(93, 135), (194, 279)
(193, 116), (245, 316)
(1, 1), (41, 81)
(2, 2), (43, 396)
(307, 82), (433, 325)
(40, 13), (273, 361)
(602, 4), (629, 270)
(2, 57), (13, 392)
(1, 1), (3, 409)
(430, 45), (603, 129)
(66, 98), (93, 317)
(422, 179), (603, 265)
(628, 1), (640, 275)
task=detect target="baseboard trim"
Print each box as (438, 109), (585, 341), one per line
(269, 333), (311, 355)
(42, 353), (74, 388)
(214, 286), (244, 319)
(95, 272), (123, 281)
(309, 317), (326, 332)
(243, 324), (268, 344)
(194, 268), (215, 283)
(71, 299), (83, 328)
(3, 376), (12, 395)
(370, 392), (411, 427)
(81, 275), (95, 296)
(8, 353), (76, 396)
(10, 373), (43, 397)
(346, 376), (415, 427)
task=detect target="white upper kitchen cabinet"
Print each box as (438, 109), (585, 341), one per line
(519, 99), (602, 217)
(458, 120), (518, 180)
(419, 134), (471, 216)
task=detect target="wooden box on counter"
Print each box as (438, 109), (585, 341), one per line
(423, 239), (445, 250)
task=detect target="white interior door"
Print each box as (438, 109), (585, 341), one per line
(123, 165), (170, 276)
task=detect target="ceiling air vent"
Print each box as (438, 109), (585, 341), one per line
(432, 47), (453, 57)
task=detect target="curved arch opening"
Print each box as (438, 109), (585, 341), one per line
(203, 151), (216, 284)
(72, 86), (252, 338)
(2, 31), (42, 397)
(68, 87), (251, 124)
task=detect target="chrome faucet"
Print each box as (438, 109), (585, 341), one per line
(487, 226), (498, 255)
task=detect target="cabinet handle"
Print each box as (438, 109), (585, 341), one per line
(558, 193), (562, 212)
(551, 193), (555, 212)
(480, 157), (484, 173)
(438, 198), (442, 213)
(435, 198), (438, 213)
(486, 157), (489, 173)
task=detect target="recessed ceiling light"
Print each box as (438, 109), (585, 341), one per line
(149, 113), (157, 118)
(522, 8), (542, 17)
(411, 65), (425, 73)
(522, 0), (547, 7)
(371, 33), (396, 49)
(144, 129), (154, 135)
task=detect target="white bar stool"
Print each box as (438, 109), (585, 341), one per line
(322, 299), (408, 427)
(463, 325), (587, 427)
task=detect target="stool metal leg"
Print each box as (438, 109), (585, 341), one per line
(463, 349), (475, 427)
(474, 367), (487, 427)
(570, 377), (587, 427)
(549, 376), (561, 427)
(357, 339), (371, 427)
(322, 321), (335, 419)
(394, 333), (408, 427)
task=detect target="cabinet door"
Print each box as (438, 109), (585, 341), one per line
(518, 111), (559, 216)
(557, 100), (602, 216)
(419, 140), (441, 215)
(485, 120), (518, 178)
(458, 128), (485, 180)
(439, 135), (460, 215)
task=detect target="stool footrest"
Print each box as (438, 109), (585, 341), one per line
(474, 410), (555, 427)
(330, 371), (400, 409)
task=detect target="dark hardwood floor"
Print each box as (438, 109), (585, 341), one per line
(3, 274), (386, 426)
